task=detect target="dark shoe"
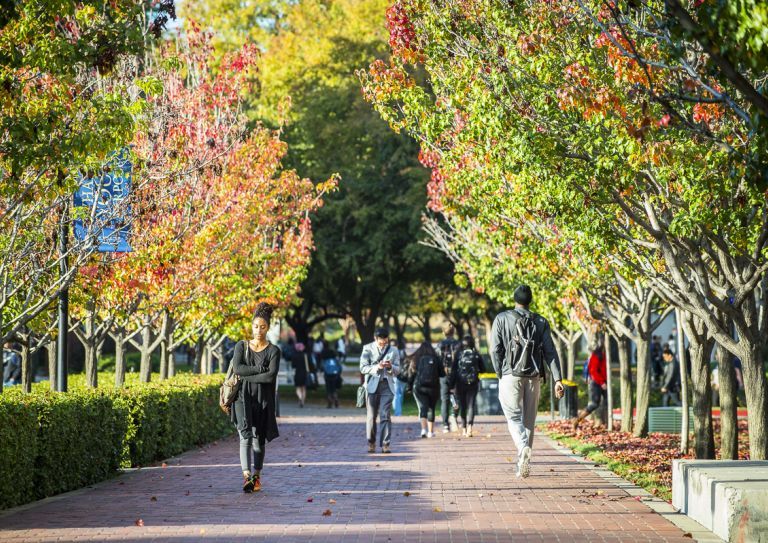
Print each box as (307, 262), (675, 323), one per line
(368, 442), (375, 453)
(382, 444), (391, 454)
(251, 474), (261, 492)
(242, 473), (254, 493)
(334, 399), (340, 408)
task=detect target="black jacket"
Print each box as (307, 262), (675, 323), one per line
(447, 348), (485, 388)
(437, 337), (460, 376)
(409, 354), (445, 391)
(490, 308), (562, 382)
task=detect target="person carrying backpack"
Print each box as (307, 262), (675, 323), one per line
(322, 345), (343, 408)
(491, 285), (564, 478)
(448, 335), (486, 437)
(437, 324), (460, 433)
(408, 341), (444, 438)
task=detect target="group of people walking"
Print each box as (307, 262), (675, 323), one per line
(230, 284), (565, 492)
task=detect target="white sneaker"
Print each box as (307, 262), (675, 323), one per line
(442, 426), (450, 433)
(420, 429), (427, 438)
(518, 446), (532, 478)
(427, 432), (435, 438)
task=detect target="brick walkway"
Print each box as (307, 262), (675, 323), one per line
(0, 408), (702, 543)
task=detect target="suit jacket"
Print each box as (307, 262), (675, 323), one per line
(360, 341), (401, 395)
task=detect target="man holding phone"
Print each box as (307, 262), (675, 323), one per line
(491, 285), (564, 478)
(360, 327), (401, 453)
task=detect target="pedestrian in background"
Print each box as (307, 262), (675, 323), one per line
(290, 343), (313, 408)
(572, 342), (607, 430)
(408, 341), (444, 438)
(437, 323), (460, 433)
(661, 347), (681, 407)
(448, 335), (485, 437)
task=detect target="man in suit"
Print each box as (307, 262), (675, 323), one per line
(360, 327), (401, 453)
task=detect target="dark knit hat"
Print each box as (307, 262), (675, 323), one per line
(513, 285), (533, 306)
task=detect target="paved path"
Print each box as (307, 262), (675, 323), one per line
(1, 407), (708, 543)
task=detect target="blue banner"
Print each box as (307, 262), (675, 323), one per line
(73, 150), (132, 252)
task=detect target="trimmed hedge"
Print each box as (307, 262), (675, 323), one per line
(0, 374), (231, 510)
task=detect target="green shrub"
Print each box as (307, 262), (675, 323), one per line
(0, 373), (231, 510)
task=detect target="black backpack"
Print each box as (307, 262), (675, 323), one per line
(415, 355), (439, 388)
(456, 349), (479, 385)
(439, 339), (459, 375)
(509, 310), (543, 377)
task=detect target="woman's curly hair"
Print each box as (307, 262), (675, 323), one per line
(252, 302), (275, 324)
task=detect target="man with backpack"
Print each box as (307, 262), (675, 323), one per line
(321, 345), (343, 409)
(437, 323), (461, 433)
(491, 285), (564, 478)
(448, 335), (486, 437)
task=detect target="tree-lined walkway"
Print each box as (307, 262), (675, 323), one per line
(0, 410), (709, 542)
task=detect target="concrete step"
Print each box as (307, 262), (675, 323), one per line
(672, 459), (768, 542)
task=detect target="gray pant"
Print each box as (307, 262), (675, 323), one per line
(498, 375), (540, 458)
(366, 379), (394, 446)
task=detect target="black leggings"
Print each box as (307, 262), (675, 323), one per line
(238, 428), (266, 472)
(585, 380), (607, 415)
(455, 382), (479, 428)
(414, 386), (439, 422)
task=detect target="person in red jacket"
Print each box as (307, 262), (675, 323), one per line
(572, 343), (607, 430)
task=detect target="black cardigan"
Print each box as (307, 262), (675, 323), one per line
(230, 341), (280, 442)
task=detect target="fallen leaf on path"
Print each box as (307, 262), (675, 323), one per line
(403, 491), (411, 497)
(478, 493), (484, 498)
(328, 499), (336, 504)
(307, 497), (314, 502)
(150, 496), (157, 502)
(549, 468), (554, 472)
(322, 509), (332, 516)
(135, 519), (144, 527)
(185, 491), (190, 496)
(185, 474), (190, 477)
(433, 507), (442, 513)
(683, 533), (692, 538)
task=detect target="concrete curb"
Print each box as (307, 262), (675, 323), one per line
(541, 434), (725, 543)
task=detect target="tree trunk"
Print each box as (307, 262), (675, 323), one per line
(114, 331), (127, 388)
(633, 338), (651, 437)
(716, 344), (738, 459)
(678, 313), (690, 454)
(193, 336), (204, 374)
(21, 340), (32, 394)
(687, 335), (715, 458)
(740, 344), (768, 459)
(168, 350), (176, 378)
(566, 334), (579, 381)
(159, 336), (169, 380)
(421, 312), (432, 343)
(618, 336), (634, 433)
(84, 343), (98, 388)
(46, 340), (57, 392)
(139, 321), (152, 383)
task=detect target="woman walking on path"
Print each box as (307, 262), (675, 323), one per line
(408, 341), (444, 438)
(572, 343), (607, 429)
(290, 342), (314, 408)
(231, 302), (280, 493)
(448, 335), (486, 437)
